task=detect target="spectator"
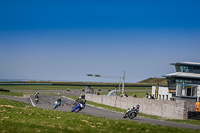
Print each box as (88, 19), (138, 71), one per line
(195, 97), (200, 112)
(151, 94), (155, 99)
(145, 93), (148, 98)
(121, 92), (128, 97)
(133, 94), (137, 98)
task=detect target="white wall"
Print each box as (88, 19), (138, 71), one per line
(152, 86), (172, 100)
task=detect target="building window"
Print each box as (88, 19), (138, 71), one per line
(176, 84), (197, 97)
(176, 65), (200, 73)
(166, 95), (168, 100)
(192, 86), (197, 96)
(186, 86), (191, 96)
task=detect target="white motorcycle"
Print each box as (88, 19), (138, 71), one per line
(123, 105), (140, 119)
(53, 101), (61, 109)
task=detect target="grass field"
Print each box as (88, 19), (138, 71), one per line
(0, 91), (23, 97)
(0, 85), (151, 90)
(0, 85), (86, 90)
(0, 98), (198, 133)
(0, 85), (151, 98)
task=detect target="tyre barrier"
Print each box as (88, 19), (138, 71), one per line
(0, 88), (10, 92)
(188, 111), (200, 120)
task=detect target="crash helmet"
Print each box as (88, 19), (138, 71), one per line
(136, 105), (140, 109)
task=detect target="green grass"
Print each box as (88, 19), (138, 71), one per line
(0, 85), (152, 98)
(0, 85), (151, 91)
(0, 98), (198, 133)
(0, 85), (87, 90)
(0, 85), (117, 91)
(0, 91), (23, 97)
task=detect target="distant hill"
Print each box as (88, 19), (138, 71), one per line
(136, 78), (167, 85)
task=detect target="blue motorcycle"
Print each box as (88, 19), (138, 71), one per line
(71, 101), (86, 113)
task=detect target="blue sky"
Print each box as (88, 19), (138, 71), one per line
(0, 0), (200, 82)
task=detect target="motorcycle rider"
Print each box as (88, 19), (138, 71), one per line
(72, 99), (86, 112)
(74, 97), (82, 106)
(53, 97), (62, 109)
(129, 105), (140, 115)
(134, 105), (140, 116)
(80, 99), (86, 106)
(34, 91), (39, 103)
(34, 91), (39, 98)
(123, 104), (140, 119)
(56, 97), (62, 106)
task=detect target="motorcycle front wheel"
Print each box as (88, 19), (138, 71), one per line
(75, 107), (81, 113)
(53, 104), (57, 109)
(123, 114), (127, 118)
(129, 112), (136, 119)
(35, 99), (39, 103)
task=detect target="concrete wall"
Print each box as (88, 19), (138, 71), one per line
(85, 94), (196, 119)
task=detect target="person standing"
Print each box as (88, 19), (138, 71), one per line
(195, 97), (200, 112)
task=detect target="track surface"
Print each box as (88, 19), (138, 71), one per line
(1, 95), (200, 130)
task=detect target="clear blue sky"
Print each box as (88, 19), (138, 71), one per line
(0, 0), (200, 83)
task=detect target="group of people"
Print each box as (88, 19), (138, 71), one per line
(145, 93), (155, 99)
(120, 92), (128, 97)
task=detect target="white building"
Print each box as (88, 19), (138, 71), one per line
(152, 86), (172, 100)
(152, 62), (200, 101)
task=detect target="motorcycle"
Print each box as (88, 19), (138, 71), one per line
(34, 95), (39, 103)
(71, 101), (85, 113)
(123, 107), (139, 119)
(53, 101), (61, 109)
(35, 97), (39, 103)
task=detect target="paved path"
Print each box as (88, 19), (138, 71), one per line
(1, 95), (200, 130)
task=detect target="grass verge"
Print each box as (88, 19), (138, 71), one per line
(0, 91), (23, 97)
(0, 98), (198, 133)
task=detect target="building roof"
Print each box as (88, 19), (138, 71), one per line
(163, 72), (200, 79)
(170, 62), (200, 66)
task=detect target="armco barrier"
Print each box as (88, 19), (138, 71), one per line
(85, 94), (196, 119)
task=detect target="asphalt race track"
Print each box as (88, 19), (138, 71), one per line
(1, 95), (200, 130)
